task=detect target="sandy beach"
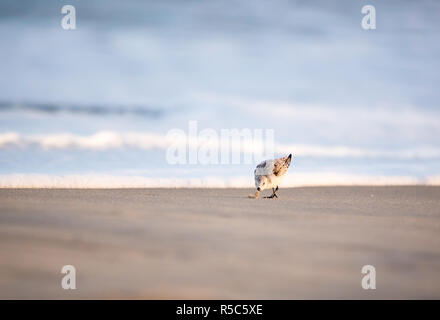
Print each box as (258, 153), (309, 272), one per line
(0, 186), (439, 299)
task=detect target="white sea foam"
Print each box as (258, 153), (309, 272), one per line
(0, 131), (169, 150)
(1, 131), (440, 160)
(0, 173), (436, 188)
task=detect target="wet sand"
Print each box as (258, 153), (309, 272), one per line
(0, 187), (439, 299)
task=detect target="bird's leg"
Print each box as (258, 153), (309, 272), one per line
(264, 187), (278, 199)
(273, 186), (279, 198)
(265, 187), (279, 199)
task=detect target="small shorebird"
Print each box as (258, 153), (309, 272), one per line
(249, 154), (292, 199)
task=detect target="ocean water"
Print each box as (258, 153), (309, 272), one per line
(1, 0), (440, 187)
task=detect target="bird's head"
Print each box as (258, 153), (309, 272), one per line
(255, 176), (268, 191)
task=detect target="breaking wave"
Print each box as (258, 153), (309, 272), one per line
(1, 131), (440, 160)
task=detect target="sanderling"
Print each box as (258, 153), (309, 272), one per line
(249, 154), (292, 199)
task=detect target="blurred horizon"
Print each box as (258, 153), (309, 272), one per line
(1, 0), (440, 187)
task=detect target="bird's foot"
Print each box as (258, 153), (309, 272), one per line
(264, 187), (278, 199)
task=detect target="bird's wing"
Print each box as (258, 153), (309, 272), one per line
(254, 159), (275, 176)
(273, 156), (291, 177)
